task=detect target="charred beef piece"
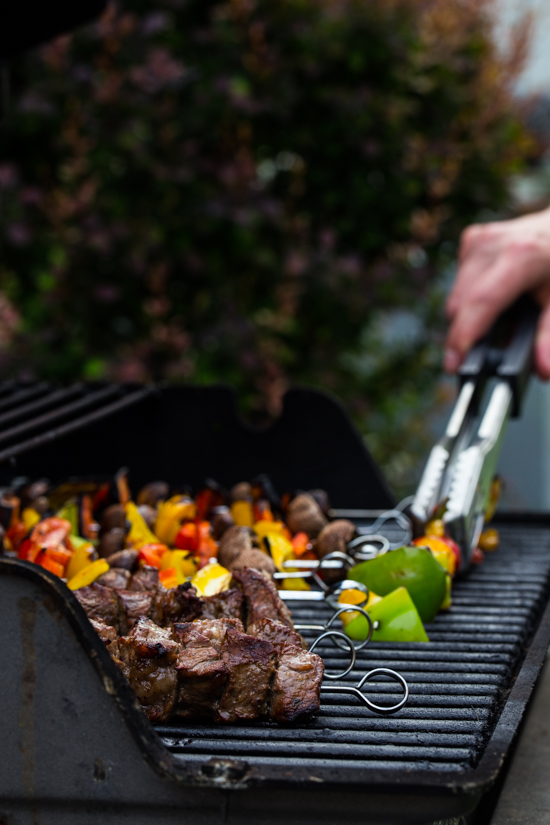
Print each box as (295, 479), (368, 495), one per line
(128, 565), (161, 592)
(200, 589), (244, 621)
(232, 567), (294, 630)
(115, 589), (157, 632)
(90, 618), (120, 659)
(215, 627), (276, 723)
(97, 568), (131, 590)
(172, 618), (274, 723)
(74, 583), (124, 631)
(171, 621), (230, 720)
(270, 646), (324, 723)
(189, 617), (245, 646)
(248, 617), (304, 652)
(118, 618), (181, 723)
(156, 582), (203, 626)
(249, 618), (324, 723)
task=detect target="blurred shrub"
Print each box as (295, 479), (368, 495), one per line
(0, 0), (531, 493)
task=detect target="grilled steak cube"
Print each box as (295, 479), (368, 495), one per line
(232, 567), (294, 629)
(90, 618), (120, 658)
(186, 618), (245, 649)
(250, 618), (324, 723)
(74, 583), (124, 631)
(172, 623), (228, 721)
(247, 617), (304, 653)
(269, 645), (324, 723)
(200, 589), (244, 621)
(215, 627), (276, 723)
(118, 618), (181, 723)
(115, 589), (155, 631)
(129, 565), (161, 591)
(97, 568), (131, 590)
(155, 582), (203, 626)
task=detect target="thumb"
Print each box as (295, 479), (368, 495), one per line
(535, 297), (550, 380)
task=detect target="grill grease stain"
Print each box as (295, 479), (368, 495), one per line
(17, 595), (38, 825)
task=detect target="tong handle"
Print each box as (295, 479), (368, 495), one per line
(458, 295), (539, 418)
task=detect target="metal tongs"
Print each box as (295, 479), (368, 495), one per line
(411, 296), (539, 568)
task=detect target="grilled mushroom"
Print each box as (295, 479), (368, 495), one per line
(105, 549), (139, 571)
(226, 548), (276, 577)
(286, 493), (327, 539)
(100, 504), (127, 534)
(315, 520), (357, 559)
(217, 525), (253, 569)
(137, 481), (169, 507)
(98, 527), (125, 559)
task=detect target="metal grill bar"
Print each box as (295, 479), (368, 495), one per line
(0, 384), (155, 464)
(0, 384), (84, 429)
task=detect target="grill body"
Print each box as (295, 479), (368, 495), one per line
(1, 383), (549, 824)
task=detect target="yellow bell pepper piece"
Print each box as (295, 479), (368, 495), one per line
(67, 559), (109, 590)
(230, 500), (254, 527)
(22, 507), (41, 532)
(264, 534), (310, 589)
(281, 576), (310, 591)
(262, 533), (294, 571)
(191, 562), (232, 597)
(125, 501), (159, 549)
(338, 588), (382, 628)
(154, 496), (197, 546)
(160, 549), (198, 584)
(65, 542), (96, 580)
(254, 520), (286, 541)
(425, 518), (445, 538)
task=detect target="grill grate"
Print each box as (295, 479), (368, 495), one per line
(156, 522), (550, 775)
(0, 381), (154, 466)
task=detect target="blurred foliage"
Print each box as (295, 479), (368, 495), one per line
(0, 0), (533, 495)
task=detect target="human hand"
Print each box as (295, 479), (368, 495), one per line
(445, 207), (550, 380)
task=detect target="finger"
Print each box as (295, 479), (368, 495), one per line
(534, 294), (550, 380)
(447, 249), (498, 320)
(447, 226), (501, 319)
(444, 259), (532, 372)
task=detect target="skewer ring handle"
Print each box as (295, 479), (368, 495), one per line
(356, 667), (409, 714)
(325, 605), (375, 650)
(309, 630), (357, 680)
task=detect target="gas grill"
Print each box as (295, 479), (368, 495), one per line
(1, 382), (550, 825)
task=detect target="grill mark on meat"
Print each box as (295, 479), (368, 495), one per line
(231, 567), (294, 630)
(118, 618), (181, 723)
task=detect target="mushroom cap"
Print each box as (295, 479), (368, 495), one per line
(286, 493), (327, 539)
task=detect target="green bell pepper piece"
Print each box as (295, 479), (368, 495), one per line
(349, 545), (447, 623)
(343, 586), (429, 643)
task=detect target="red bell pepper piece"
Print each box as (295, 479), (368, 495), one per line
(41, 556), (65, 578)
(138, 544), (165, 569)
(291, 532), (312, 558)
(174, 523), (199, 552)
